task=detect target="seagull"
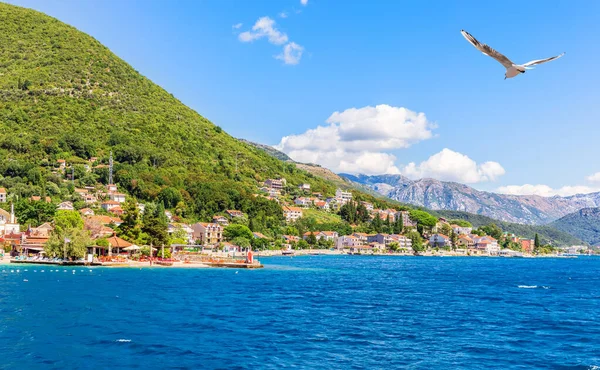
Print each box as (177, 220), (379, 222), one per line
(461, 30), (565, 79)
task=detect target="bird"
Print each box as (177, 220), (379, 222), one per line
(460, 30), (565, 79)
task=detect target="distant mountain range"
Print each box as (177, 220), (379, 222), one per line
(550, 208), (600, 246)
(340, 174), (600, 225)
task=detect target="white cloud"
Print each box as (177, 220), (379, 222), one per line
(276, 105), (436, 175)
(276, 42), (304, 65)
(401, 148), (505, 183)
(232, 23), (243, 30)
(496, 184), (599, 197)
(300, 0), (308, 5)
(238, 16), (304, 65)
(587, 172), (600, 183)
(279, 12), (288, 18)
(238, 17), (288, 45)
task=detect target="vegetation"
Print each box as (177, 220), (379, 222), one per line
(550, 207), (600, 246)
(434, 210), (581, 247)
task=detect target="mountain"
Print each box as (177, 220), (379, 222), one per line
(343, 174), (600, 225)
(238, 139), (292, 162)
(0, 3), (341, 213)
(550, 208), (600, 246)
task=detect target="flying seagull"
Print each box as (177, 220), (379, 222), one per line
(460, 30), (565, 79)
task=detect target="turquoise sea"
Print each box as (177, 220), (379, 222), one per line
(1, 256), (599, 369)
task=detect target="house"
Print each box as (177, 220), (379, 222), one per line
(101, 200), (120, 211)
(82, 194), (98, 204)
(451, 224), (473, 235)
(74, 188), (88, 195)
(352, 232), (369, 244)
(79, 208), (95, 217)
(110, 206), (124, 216)
(367, 233), (394, 245)
(283, 206), (303, 223)
(109, 192), (126, 203)
(303, 231), (338, 242)
(457, 235), (475, 248)
(294, 197), (312, 208)
(389, 234), (413, 250)
(226, 210), (244, 218)
(167, 223), (194, 244)
(473, 236), (499, 255)
(212, 215), (229, 226)
(429, 234), (451, 248)
(314, 201), (329, 211)
(252, 232), (268, 239)
(265, 178), (285, 190)
(282, 235), (300, 244)
(360, 201), (374, 211)
(336, 235), (361, 249)
(29, 222), (54, 237)
(57, 159), (66, 170)
(57, 201), (74, 211)
(30, 196), (52, 203)
(260, 187), (281, 197)
(0, 188), (6, 203)
(335, 188), (352, 205)
(0, 206), (19, 236)
(520, 239), (535, 253)
(191, 222), (223, 245)
(107, 184), (118, 192)
(87, 215), (123, 226)
(298, 183), (311, 191)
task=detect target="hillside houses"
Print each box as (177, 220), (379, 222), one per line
(283, 206), (303, 223)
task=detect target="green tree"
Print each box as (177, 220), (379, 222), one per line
(296, 239), (309, 250)
(450, 230), (458, 249)
(158, 187), (183, 209)
(306, 232), (317, 246)
(44, 228), (91, 259)
(407, 231), (426, 254)
(232, 236), (251, 248)
(142, 202), (169, 246)
(169, 227), (189, 245)
(480, 223), (503, 240)
(223, 224), (253, 241)
(54, 210), (84, 233)
(388, 241), (400, 252)
(393, 215), (403, 234)
(534, 233), (540, 250)
(117, 198), (144, 243)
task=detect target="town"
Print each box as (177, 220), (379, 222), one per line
(0, 158), (590, 266)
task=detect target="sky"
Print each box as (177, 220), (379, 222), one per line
(6, 0), (600, 197)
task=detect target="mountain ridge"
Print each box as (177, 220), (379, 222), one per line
(550, 207), (600, 246)
(341, 174), (600, 225)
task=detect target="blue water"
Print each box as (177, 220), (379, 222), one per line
(1, 256), (599, 369)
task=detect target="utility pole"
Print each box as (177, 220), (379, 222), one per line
(109, 151), (114, 185)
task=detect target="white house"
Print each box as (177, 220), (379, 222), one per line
(335, 188), (352, 205)
(0, 188), (6, 203)
(298, 183), (311, 191)
(283, 206), (303, 223)
(429, 234), (451, 248)
(294, 197), (312, 208)
(109, 192), (126, 203)
(57, 201), (74, 211)
(451, 224), (473, 235)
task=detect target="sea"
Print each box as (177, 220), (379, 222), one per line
(1, 256), (599, 369)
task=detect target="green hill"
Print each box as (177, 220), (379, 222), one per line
(550, 208), (600, 246)
(0, 3), (339, 215)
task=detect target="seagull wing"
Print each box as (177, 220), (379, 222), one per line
(461, 30), (514, 68)
(523, 52), (565, 67)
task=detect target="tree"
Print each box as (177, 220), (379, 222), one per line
(231, 236), (251, 248)
(393, 215), (403, 235)
(118, 198), (144, 243)
(54, 210), (84, 233)
(44, 228), (91, 260)
(408, 209), (438, 228)
(440, 223), (452, 237)
(385, 214), (392, 234)
(142, 202), (169, 246)
(251, 237), (269, 250)
(388, 241), (399, 252)
(534, 233), (540, 250)
(480, 223), (502, 240)
(158, 187), (182, 209)
(371, 215), (383, 233)
(296, 239), (309, 250)
(407, 231), (425, 254)
(223, 224), (253, 241)
(450, 230), (458, 249)
(306, 232), (317, 246)
(169, 227), (189, 245)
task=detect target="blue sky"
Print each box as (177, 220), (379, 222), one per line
(6, 0), (600, 196)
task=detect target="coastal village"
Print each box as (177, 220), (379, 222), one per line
(0, 157), (591, 267)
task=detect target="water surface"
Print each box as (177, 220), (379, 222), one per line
(1, 256), (599, 369)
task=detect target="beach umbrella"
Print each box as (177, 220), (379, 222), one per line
(123, 245), (141, 252)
